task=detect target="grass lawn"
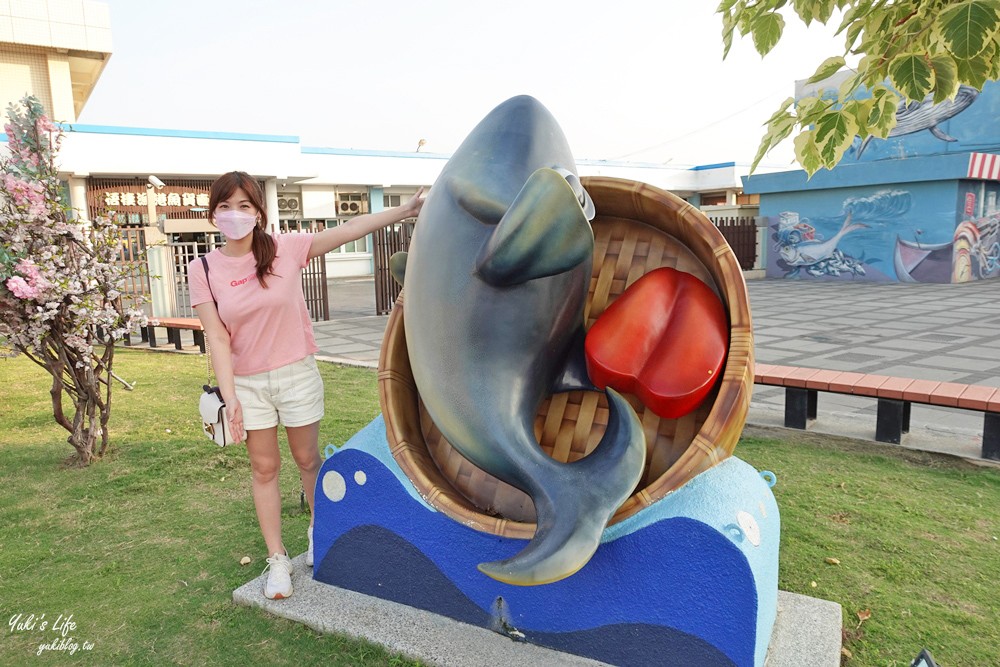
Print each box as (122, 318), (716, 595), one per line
(1, 349), (998, 666)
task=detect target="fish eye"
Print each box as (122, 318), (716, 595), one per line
(553, 167), (595, 220)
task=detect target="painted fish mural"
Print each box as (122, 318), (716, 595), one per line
(778, 213), (867, 267)
(394, 95), (646, 586)
(856, 85), (979, 157)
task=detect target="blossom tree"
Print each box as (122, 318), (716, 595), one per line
(0, 96), (146, 465)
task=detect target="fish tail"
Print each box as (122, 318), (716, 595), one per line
(476, 388), (646, 586)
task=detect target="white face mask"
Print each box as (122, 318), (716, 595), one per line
(214, 210), (258, 240)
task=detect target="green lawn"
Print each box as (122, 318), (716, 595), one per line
(1, 349), (997, 666)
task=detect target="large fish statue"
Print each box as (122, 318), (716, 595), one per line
(393, 95), (646, 586)
(856, 85), (979, 157)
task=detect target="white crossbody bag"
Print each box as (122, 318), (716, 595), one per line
(198, 257), (235, 447)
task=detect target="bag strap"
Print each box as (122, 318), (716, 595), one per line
(201, 256), (216, 386)
(201, 256), (217, 303)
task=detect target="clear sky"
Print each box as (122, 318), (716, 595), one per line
(78, 1), (845, 170)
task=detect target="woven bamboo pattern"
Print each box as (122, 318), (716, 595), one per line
(378, 177), (754, 537)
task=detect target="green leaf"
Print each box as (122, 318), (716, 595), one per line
(792, 0), (818, 24)
(836, 3), (862, 35)
(765, 97), (796, 124)
(751, 12), (786, 55)
(816, 111), (859, 166)
(814, 0), (836, 24)
(843, 99), (875, 136)
(720, 8), (737, 58)
(814, 108), (855, 144)
(939, 0), (1000, 60)
(956, 51), (993, 88)
(807, 55), (848, 83)
(793, 129), (824, 175)
(929, 54), (960, 102)
(887, 53), (934, 100)
(837, 72), (863, 102)
(866, 86), (900, 138)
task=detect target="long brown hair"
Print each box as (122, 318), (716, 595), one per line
(208, 171), (277, 287)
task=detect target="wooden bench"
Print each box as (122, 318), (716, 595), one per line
(754, 363), (1000, 461)
(125, 317), (206, 352)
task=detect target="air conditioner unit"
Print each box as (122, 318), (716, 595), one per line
(277, 195), (301, 212)
(338, 196), (369, 216)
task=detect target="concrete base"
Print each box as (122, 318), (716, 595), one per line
(233, 554), (842, 667)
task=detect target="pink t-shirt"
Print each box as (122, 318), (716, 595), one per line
(188, 233), (319, 376)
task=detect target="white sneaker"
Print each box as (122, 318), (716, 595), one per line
(263, 552), (293, 599)
(306, 526), (314, 567)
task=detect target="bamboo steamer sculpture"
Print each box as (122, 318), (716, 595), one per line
(379, 175), (754, 555)
(313, 96), (777, 666)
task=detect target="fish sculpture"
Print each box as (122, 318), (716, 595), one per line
(779, 214), (867, 267)
(856, 85), (979, 157)
(392, 96), (646, 586)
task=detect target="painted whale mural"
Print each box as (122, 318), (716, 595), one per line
(856, 85), (979, 157)
(395, 95), (646, 586)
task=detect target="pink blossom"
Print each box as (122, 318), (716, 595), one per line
(15, 258), (40, 281)
(6, 275), (38, 299)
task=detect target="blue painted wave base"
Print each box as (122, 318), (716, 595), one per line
(314, 416), (780, 667)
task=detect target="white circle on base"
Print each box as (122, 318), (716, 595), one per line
(737, 510), (761, 547)
(354, 470), (367, 485)
(322, 471), (347, 502)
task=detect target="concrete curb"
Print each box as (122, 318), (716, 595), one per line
(233, 555), (842, 667)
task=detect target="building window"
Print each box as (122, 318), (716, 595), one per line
(701, 193), (728, 206)
(322, 220), (368, 253)
(279, 219), (329, 234)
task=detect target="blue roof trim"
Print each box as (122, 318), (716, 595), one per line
(690, 161), (736, 171)
(61, 123), (300, 143)
(742, 152), (974, 194)
(301, 146), (449, 159)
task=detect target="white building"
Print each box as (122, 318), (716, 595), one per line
(2, 1), (757, 316)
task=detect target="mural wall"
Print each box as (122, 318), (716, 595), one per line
(848, 81), (1000, 163)
(762, 182), (958, 281)
(951, 181), (1000, 282)
(754, 80), (1000, 283)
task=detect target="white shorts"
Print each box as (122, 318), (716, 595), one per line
(234, 355), (325, 430)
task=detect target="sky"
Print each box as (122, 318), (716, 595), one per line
(78, 1), (847, 170)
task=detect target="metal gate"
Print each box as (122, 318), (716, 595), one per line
(116, 228), (152, 314)
(708, 216), (758, 270)
(171, 235), (223, 318)
(372, 222), (415, 315)
(169, 234), (329, 321)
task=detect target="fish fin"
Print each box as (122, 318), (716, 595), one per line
(550, 326), (596, 393)
(856, 135), (873, 158)
(447, 176), (508, 225)
(477, 388), (645, 586)
(929, 125), (957, 142)
(389, 251), (407, 286)
(475, 168), (593, 287)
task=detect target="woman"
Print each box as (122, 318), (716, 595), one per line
(189, 171), (423, 599)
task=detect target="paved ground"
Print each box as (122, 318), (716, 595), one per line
(312, 275), (1000, 462)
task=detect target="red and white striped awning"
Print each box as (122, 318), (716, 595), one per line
(967, 153), (1000, 180)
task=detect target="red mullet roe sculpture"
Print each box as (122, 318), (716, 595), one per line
(585, 267), (729, 419)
